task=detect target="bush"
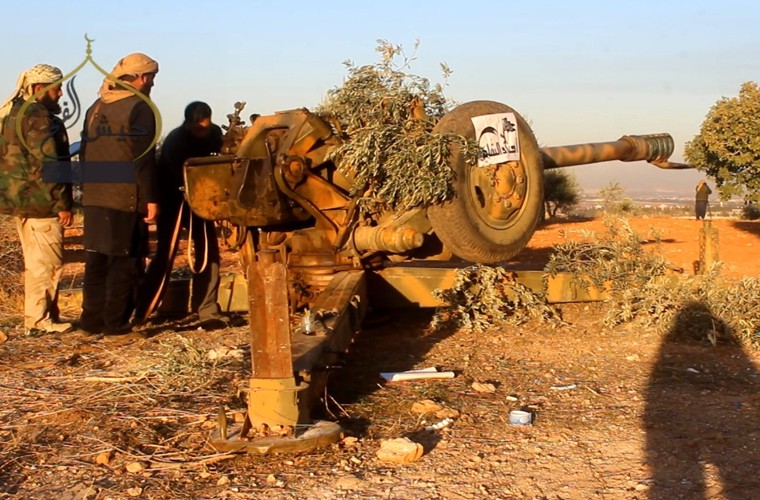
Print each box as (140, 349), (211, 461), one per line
(544, 170), (581, 218)
(431, 264), (563, 332)
(317, 40), (479, 213)
(742, 203), (760, 220)
(598, 182), (636, 215)
(546, 216), (760, 347)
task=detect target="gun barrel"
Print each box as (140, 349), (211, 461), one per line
(541, 133), (690, 170)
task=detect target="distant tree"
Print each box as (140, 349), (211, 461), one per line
(599, 181), (634, 214)
(742, 202), (760, 221)
(684, 81), (760, 203)
(543, 170), (581, 218)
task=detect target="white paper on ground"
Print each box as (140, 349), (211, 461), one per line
(380, 367), (456, 382)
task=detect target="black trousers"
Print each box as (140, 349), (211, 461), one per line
(695, 200), (708, 220)
(136, 200), (221, 321)
(80, 251), (141, 333)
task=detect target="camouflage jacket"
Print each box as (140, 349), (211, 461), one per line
(0, 98), (73, 218)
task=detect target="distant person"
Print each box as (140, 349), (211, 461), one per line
(695, 180), (712, 220)
(78, 53), (160, 336)
(134, 101), (228, 330)
(0, 64), (73, 336)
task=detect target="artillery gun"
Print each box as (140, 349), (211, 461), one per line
(182, 100), (689, 453)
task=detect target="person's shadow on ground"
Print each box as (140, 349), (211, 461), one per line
(645, 301), (760, 499)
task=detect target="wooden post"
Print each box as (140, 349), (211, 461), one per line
(698, 220), (719, 274)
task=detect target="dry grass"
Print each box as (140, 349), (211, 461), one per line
(0, 215), (23, 324)
(0, 328), (250, 496)
(2, 287), (760, 497)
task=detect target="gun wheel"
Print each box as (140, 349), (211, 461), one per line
(428, 101), (544, 263)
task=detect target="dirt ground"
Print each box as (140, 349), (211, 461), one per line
(1, 216), (759, 499)
(514, 216), (759, 279)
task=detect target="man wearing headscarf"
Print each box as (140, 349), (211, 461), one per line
(695, 180), (712, 220)
(0, 64), (73, 336)
(77, 53), (160, 336)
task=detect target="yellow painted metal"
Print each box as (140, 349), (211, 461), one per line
(183, 103), (693, 267)
(209, 419), (342, 455)
(184, 108), (352, 234)
(247, 377), (310, 427)
(541, 134), (690, 170)
(352, 225), (424, 253)
(291, 270), (367, 372)
(543, 274), (609, 303)
(57, 266), (608, 318)
(72, 99), (700, 449)
(217, 273), (249, 312)
(367, 266), (609, 308)
(247, 270), (366, 429)
(467, 161), (527, 226)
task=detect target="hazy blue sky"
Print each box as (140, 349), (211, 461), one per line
(3, 0), (758, 196)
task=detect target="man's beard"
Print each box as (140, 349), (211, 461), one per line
(39, 95), (62, 115)
(48, 101), (62, 115)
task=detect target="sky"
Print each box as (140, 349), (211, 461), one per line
(3, 0), (758, 198)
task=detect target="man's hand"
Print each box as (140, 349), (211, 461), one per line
(58, 211), (73, 227)
(144, 203), (159, 223)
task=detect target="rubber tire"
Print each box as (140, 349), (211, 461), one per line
(427, 101), (544, 263)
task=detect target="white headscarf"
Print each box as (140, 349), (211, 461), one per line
(98, 53), (159, 104)
(0, 64), (63, 134)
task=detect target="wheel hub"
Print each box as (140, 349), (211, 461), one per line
(468, 160), (528, 229)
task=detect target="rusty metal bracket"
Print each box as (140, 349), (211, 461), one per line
(209, 417), (343, 455)
(209, 264), (366, 454)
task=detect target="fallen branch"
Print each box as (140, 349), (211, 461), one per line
(44, 372), (151, 384)
(146, 453), (238, 471)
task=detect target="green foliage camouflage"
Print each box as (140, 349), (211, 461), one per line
(434, 217), (760, 347)
(546, 217), (672, 301)
(685, 81), (760, 203)
(431, 264), (564, 333)
(317, 40), (479, 212)
(547, 217), (760, 348)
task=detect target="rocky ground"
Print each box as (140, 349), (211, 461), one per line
(0, 216), (758, 499)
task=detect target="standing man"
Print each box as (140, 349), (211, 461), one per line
(78, 53), (160, 336)
(0, 64), (73, 336)
(695, 180), (712, 220)
(135, 101), (228, 330)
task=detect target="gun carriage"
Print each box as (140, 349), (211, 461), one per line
(180, 100), (688, 453)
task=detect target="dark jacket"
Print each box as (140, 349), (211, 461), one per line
(696, 183), (712, 202)
(158, 122), (223, 207)
(80, 95), (158, 214)
(0, 98), (72, 217)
